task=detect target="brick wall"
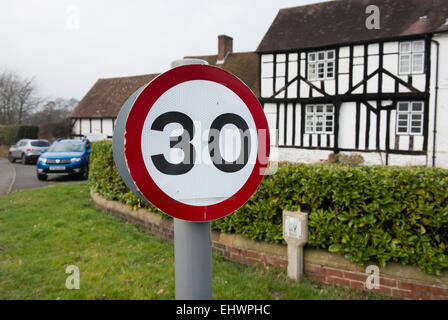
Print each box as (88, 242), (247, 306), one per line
(211, 235), (448, 300)
(304, 265), (448, 300)
(211, 232), (287, 268)
(91, 189), (448, 300)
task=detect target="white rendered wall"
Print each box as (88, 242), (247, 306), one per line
(338, 102), (357, 150)
(428, 33), (448, 169)
(102, 119), (114, 137)
(80, 119), (90, 135)
(91, 119), (101, 135)
(72, 118), (113, 141)
(273, 147), (427, 167)
(73, 119), (81, 135)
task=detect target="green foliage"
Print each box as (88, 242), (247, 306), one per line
(328, 152), (365, 167)
(89, 141), (448, 274)
(0, 124), (39, 145)
(88, 140), (161, 214)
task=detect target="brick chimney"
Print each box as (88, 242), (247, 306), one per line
(217, 35), (233, 63)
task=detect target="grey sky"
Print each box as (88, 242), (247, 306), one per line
(0, 0), (328, 100)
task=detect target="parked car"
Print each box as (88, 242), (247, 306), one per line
(36, 139), (91, 181)
(8, 139), (51, 164)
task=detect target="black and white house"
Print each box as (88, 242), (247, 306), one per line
(257, 0), (448, 168)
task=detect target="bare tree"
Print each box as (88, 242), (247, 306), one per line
(0, 71), (40, 125)
(28, 97), (78, 125)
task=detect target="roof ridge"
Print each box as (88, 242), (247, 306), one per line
(185, 51), (256, 59)
(279, 0), (337, 11)
(97, 73), (160, 81)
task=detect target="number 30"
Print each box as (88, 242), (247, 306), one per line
(150, 112), (251, 175)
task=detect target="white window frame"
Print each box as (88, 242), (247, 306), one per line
(308, 50), (335, 81)
(396, 101), (424, 136)
(305, 104), (335, 134)
(399, 40), (425, 75)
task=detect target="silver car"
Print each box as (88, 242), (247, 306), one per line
(8, 139), (51, 164)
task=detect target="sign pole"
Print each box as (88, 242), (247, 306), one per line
(174, 219), (212, 300)
(170, 59), (212, 300)
(114, 58), (270, 301)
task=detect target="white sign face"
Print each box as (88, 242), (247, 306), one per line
(285, 216), (302, 239)
(141, 80), (258, 206)
(121, 64), (270, 221)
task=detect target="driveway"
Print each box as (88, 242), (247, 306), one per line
(0, 159), (82, 195)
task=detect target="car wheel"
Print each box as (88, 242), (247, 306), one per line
(81, 165), (89, 180)
(21, 154), (27, 165)
(37, 173), (47, 181)
(8, 153), (15, 163)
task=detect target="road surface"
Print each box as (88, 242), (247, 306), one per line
(0, 159), (82, 195)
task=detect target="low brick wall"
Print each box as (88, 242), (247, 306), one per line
(91, 189), (448, 300)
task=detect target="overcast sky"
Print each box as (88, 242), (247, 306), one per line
(0, 0), (328, 100)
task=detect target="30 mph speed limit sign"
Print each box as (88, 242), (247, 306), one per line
(114, 64), (269, 222)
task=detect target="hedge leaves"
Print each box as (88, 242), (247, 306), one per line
(89, 141), (448, 274)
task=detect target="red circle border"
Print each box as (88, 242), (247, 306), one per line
(124, 64), (270, 221)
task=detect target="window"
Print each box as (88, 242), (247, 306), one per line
(396, 102), (424, 135)
(47, 142), (85, 153)
(31, 140), (50, 147)
(308, 50), (335, 81)
(399, 40), (425, 75)
(305, 104), (334, 134)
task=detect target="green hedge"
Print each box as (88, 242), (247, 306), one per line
(0, 125), (39, 146)
(88, 140), (154, 212)
(89, 140), (448, 275)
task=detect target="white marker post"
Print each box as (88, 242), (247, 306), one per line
(283, 211), (308, 280)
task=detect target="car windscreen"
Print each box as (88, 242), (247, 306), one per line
(47, 142), (84, 153)
(31, 141), (50, 147)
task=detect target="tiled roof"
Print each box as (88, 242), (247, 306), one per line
(71, 52), (260, 119)
(257, 0), (448, 52)
(185, 52), (260, 97)
(70, 74), (159, 118)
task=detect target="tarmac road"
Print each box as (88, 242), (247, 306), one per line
(0, 160), (14, 195)
(0, 159), (82, 195)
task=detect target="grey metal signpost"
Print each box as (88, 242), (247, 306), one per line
(170, 59), (212, 300)
(113, 58), (269, 301)
(174, 218), (212, 300)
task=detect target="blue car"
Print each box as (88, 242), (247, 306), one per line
(36, 139), (91, 181)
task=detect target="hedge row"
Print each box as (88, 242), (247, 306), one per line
(89, 140), (448, 275)
(0, 125), (39, 146)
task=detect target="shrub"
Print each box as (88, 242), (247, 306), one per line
(328, 153), (365, 167)
(0, 125), (39, 145)
(88, 140), (160, 213)
(89, 140), (448, 274)
(39, 119), (73, 141)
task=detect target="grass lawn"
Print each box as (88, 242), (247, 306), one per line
(0, 183), (385, 300)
